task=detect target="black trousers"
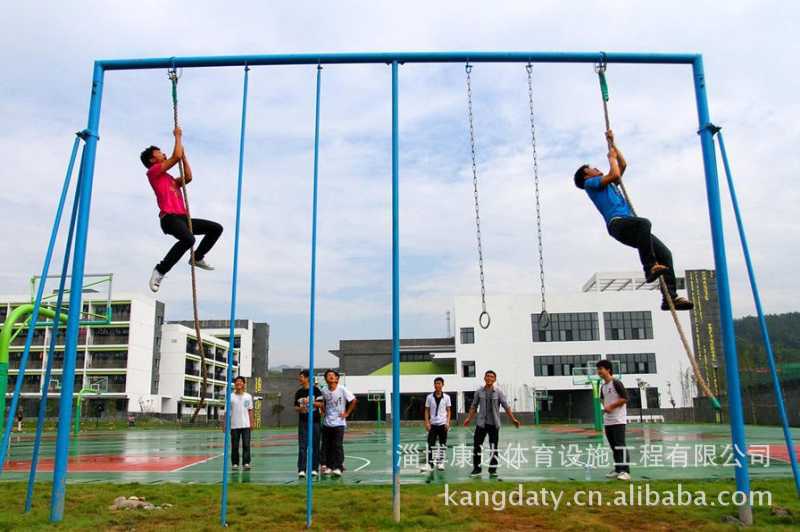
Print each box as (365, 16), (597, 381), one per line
(473, 424), (499, 472)
(156, 214), (223, 275)
(298, 420), (321, 472)
(427, 424), (448, 465)
(231, 428), (251, 466)
(607, 216), (677, 297)
(321, 425), (345, 470)
(604, 424), (630, 473)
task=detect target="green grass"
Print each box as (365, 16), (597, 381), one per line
(1, 479), (798, 531)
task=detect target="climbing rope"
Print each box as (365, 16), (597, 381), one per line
(526, 63), (549, 330)
(465, 63), (490, 329)
(594, 57), (720, 409)
(168, 66), (209, 422)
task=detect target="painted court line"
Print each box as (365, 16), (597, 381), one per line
(345, 455), (371, 472)
(171, 453), (223, 473)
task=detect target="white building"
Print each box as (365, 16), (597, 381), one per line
(1, 292), (163, 416)
(159, 323), (238, 419)
(340, 272), (698, 422)
(1, 291), (257, 419)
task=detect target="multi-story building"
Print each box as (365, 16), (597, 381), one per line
(336, 271), (702, 423)
(1, 291), (268, 421)
(168, 319), (269, 425)
(2, 292), (164, 417)
(159, 324), (237, 419)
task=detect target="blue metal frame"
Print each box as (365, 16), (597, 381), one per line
(305, 64), (323, 529)
(30, 51), (772, 526)
(98, 51), (698, 70)
(0, 134), (83, 475)
(26, 144), (85, 512)
(50, 62), (104, 522)
(692, 57), (751, 524)
(220, 65), (250, 527)
(715, 129), (800, 495)
(390, 60), (401, 523)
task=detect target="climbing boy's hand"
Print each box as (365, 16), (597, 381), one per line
(174, 127), (183, 138)
(605, 129), (615, 144)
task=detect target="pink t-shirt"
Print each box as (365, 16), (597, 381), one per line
(147, 163), (187, 218)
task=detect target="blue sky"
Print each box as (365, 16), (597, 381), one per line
(2, 1), (799, 367)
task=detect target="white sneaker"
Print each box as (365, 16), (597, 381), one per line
(298, 470), (306, 478)
(192, 259), (215, 271)
(311, 470), (319, 478)
(420, 464), (433, 473)
(332, 468), (342, 477)
(437, 463), (445, 471)
(321, 466), (331, 476)
(616, 472), (631, 481)
(232, 464), (239, 471)
(605, 470), (619, 478)
(149, 269), (164, 292)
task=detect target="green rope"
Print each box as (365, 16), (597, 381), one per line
(598, 70), (609, 102)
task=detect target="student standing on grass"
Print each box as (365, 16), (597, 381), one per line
(320, 370), (357, 477)
(596, 359), (631, 481)
(463, 370), (521, 477)
(422, 376), (451, 472)
(15, 406), (23, 432)
(229, 376), (254, 471)
(295, 369), (323, 478)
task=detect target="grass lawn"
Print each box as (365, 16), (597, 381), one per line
(0, 478), (798, 531)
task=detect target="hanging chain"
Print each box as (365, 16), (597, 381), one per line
(465, 63), (490, 329)
(526, 63), (549, 330)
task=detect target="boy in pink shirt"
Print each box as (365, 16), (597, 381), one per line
(141, 127), (223, 292)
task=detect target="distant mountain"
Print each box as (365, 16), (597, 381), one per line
(735, 312), (800, 372)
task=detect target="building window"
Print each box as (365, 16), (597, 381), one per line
(460, 327), (475, 344)
(532, 312), (599, 342)
(606, 353), (657, 375)
(462, 361), (476, 378)
(110, 303), (131, 321)
(533, 354), (600, 377)
(646, 387), (660, 409)
(88, 350), (128, 369)
(91, 327), (129, 345)
(603, 311), (653, 340)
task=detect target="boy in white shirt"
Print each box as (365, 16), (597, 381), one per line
(229, 376), (254, 470)
(320, 370), (357, 477)
(422, 377), (451, 472)
(597, 359), (631, 481)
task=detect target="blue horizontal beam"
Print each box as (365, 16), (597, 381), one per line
(98, 51), (699, 71)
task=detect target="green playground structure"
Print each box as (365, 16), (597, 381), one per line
(0, 304), (69, 429)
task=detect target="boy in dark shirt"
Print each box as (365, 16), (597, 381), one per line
(294, 369), (323, 478)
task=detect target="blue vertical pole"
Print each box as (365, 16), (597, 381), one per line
(0, 134), (84, 475)
(691, 56), (752, 525)
(25, 143), (85, 512)
(390, 60), (401, 524)
(50, 62), (105, 522)
(220, 64), (249, 527)
(305, 64), (322, 529)
(715, 129), (800, 496)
